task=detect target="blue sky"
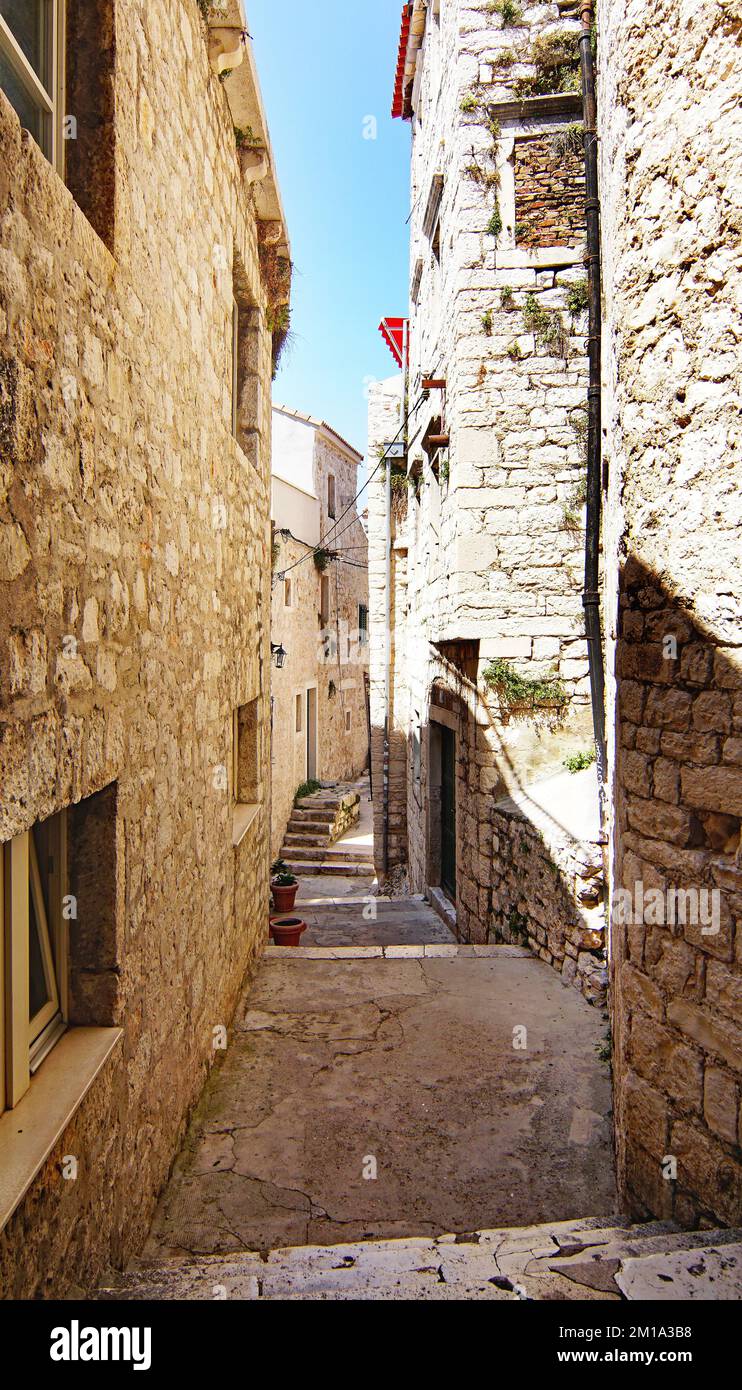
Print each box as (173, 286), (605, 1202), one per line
(248, 0), (410, 455)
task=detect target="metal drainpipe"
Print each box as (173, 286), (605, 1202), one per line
(579, 2), (607, 826)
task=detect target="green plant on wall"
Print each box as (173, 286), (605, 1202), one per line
(486, 205), (503, 238)
(507, 906), (528, 940)
(295, 779), (321, 803)
(513, 30), (581, 100)
(565, 278), (589, 317)
(491, 47), (517, 69)
(234, 124), (262, 150)
(507, 340), (523, 361)
(523, 291), (570, 358)
(489, 0), (523, 26)
(500, 286), (515, 310)
(483, 658), (567, 711)
(481, 309), (494, 335)
(460, 96), (503, 241)
(460, 91), (480, 113)
(564, 748), (596, 773)
(314, 547), (331, 572)
(551, 122), (584, 160)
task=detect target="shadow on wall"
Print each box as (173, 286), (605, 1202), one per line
(612, 554), (742, 1228)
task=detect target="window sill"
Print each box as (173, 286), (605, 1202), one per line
(232, 802), (260, 847)
(0, 1026), (123, 1234)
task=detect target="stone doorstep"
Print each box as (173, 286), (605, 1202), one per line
(263, 944), (532, 960)
(283, 862), (373, 877)
(284, 846), (373, 860)
(103, 1221), (742, 1302)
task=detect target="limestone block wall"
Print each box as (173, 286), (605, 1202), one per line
(270, 425), (369, 858)
(314, 430), (370, 789)
(490, 786), (607, 1006)
(0, 0), (285, 1294)
(600, 0), (742, 1225)
(379, 1), (597, 929)
(270, 533), (323, 858)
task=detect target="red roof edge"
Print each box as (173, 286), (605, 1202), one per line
(392, 4), (412, 119)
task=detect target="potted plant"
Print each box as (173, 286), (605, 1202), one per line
(271, 869), (299, 913)
(269, 915), (307, 948)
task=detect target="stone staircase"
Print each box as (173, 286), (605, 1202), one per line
(100, 1217), (742, 1301)
(280, 784), (372, 878)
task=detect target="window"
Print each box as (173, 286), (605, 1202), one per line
(320, 575), (330, 627)
(284, 577), (292, 608)
(1, 808), (68, 1111)
(432, 217), (441, 266)
(233, 698), (260, 805)
(345, 709), (352, 733)
(358, 604), (369, 646)
(295, 694), (303, 734)
(0, 0), (63, 170)
(327, 473), (336, 519)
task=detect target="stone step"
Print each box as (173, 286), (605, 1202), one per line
(285, 845), (373, 863)
(99, 1218), (742, 1302)
(289, 810), (335, 825)
(283, 833), (331, 847)
(283, 860), (373, 877)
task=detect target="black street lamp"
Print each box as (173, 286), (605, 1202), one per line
(271, 643), (287, 669)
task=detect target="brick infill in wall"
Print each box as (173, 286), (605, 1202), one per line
(515, 134), (586, 249)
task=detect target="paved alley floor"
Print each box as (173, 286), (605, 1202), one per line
(294, 783), (456, 947)
(141, 949), (616, 1260)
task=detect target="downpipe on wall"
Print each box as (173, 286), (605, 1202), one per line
(579, 2), (607, 828)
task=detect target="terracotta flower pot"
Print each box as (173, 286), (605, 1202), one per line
(269, 916), (307, 948)
(272, 881), (298, 913)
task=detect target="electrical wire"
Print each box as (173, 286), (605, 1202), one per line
(273, 386), (429, 581)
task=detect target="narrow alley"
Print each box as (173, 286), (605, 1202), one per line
(1, 0), (740, 1343)
(103, 781), (616, 1293)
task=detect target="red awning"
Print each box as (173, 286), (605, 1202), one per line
(391, 4), (412, 119)
(379, 318), (409, 368)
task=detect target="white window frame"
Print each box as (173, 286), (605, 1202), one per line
(295, 693), (303, 735)
(0, 0), (65, 172)
(327, 473), (336, 520)
(284, 576), (292, 609)
(345, 709), (352, 733)
(1, 810), (68, 1114)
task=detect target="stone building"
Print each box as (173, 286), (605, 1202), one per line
(0, 0), (289, 1295)
(374, 0), (742, 1233)
(600, 0), (742, 1229)
(371, 0), (606, 998)
(270, 406), (369, 857)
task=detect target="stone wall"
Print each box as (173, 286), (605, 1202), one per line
(270, 422), (369, 859)
(490, 779), (607, 1006)
(269, 532), (323, 858)
(515, 134), (586, 248)
(0, 0), (286, 1294)
(374, 1), (598, 952)
(600, 0), (742, 1225)
(314, 429), (370, 792)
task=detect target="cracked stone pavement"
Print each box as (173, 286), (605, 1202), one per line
(141, 947), (616, 1262)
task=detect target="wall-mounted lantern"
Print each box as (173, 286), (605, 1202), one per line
(271, 643), (287, 669)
